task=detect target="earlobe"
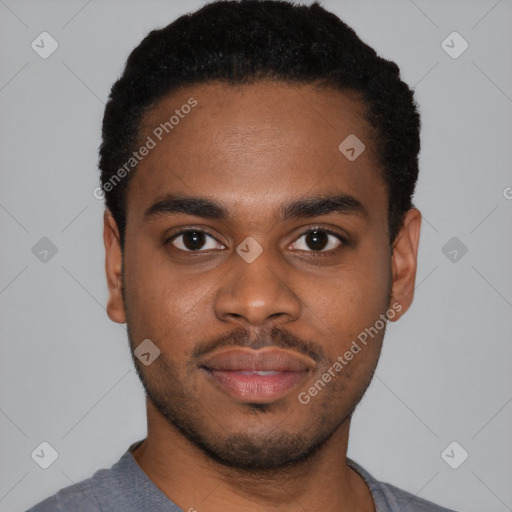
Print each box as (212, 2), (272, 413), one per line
(103, 210), (127, 324)
(389, 208), (422, 322)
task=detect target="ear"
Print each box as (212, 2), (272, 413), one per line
(388, 207), (422, 321)
(103, 210), (126, 324)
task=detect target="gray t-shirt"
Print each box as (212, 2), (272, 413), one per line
(26, 440), (458, 512)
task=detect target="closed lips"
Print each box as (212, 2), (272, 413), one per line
(201, 347), (315, 373)
(200, 347), (315, 402)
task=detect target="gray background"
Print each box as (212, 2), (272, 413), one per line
(1, 0), (511, 511)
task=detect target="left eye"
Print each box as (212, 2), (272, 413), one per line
(290, 229), (344, 252)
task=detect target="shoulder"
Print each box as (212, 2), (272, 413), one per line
(25, 472), (102, 512)
(372, 480), (459, 512)
(25, 448), (137, 512)
(347, 458), (459, 512)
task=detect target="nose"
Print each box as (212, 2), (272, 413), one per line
(214, 243), (301, 328)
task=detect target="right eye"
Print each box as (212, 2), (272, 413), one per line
(167, 229), (226, 252)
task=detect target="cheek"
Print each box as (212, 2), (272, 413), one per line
(122, 242), (220, 343)
(348, 235), (392, 312)
(306, 243), (391, 352)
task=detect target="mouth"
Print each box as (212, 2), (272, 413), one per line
(200, 347), (314, 403)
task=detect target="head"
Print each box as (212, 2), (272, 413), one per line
(100, 0), (421, 471)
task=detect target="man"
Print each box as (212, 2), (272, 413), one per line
(27, 1), (457, 510)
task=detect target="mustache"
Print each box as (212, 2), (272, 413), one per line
(192, 325), (326, 364)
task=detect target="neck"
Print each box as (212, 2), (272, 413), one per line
(132, 400), (375, 512)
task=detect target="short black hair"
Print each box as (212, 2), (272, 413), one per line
(99, 0), (420, 247)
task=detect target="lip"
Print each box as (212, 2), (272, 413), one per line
(201, 348), (314, 402)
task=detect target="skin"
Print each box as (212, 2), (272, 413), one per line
(103, 80), (421, 512)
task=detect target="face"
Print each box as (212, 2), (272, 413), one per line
(104, 80), (421, 470)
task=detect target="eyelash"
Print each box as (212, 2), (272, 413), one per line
(165, 226), (348, 257)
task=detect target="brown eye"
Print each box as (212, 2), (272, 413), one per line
(290, 229), (344, 252)
(169, 230), (225, 252)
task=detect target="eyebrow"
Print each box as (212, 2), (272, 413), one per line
(144, 193), (368, 222)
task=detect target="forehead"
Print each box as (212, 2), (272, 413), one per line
(127, 80), (387, 226)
